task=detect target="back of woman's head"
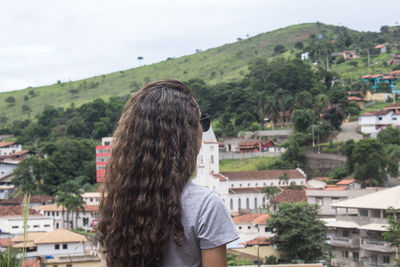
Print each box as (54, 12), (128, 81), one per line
(98, 80), (201, 267)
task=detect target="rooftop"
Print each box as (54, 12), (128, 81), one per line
(0, 142), (16, 148)
(271, 189), (306, 204)
(0, 206), (40, 217)
(0, 195), (54, 205)
(332, 185), (400, 209)
(336, 178), (359, 185)
(12, 229), (86, 245)
(232, 213), (270, 224)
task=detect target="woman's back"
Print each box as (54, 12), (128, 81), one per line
(162, 183), (238, 267)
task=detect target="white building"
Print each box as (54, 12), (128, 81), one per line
(0, 206), (53, 236)
(12, 229), (87, 258)
(34, 203), (99, 231)
(0, 142), (22, 156)
(358, 110), (400, 134)
(327, 186), (400, 267)
(307, 177), (330, 189)
(192, 127), (307, 215)
(0, 161), (18, 186)
(232, 213), (273, 243)
(82, 192), (101, 205)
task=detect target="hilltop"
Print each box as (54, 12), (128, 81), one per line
(0, 22), (399, 125)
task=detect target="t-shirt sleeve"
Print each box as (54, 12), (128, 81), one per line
(197, 191), (239, 249)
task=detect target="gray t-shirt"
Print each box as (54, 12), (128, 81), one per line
(161, 182), (239, 267)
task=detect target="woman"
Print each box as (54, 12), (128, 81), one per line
(98, 80), (238, 267)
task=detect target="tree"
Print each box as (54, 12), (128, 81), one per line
(12, 156), (43, 195)
(0, 248), (21, 266)
(278, 172), (290, 186)
(383, 207), (400, 267)
(322, 104), (344, 130)
(227, 251), (253, 266)
(352, 139), (398, 186)
(291, 109), (315, 132)
(294, 41), (304, 50)
(262, 186), (280, 201)
(274, 44), (286, 55)
(267, 202), (328, 262)
(378, 127), (400, 145)
(4, 96), (15, 104)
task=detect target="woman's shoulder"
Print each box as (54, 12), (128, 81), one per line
(182, 182), (218, 203)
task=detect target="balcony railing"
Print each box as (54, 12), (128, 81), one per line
(361, 238), (397, 253)
(330, 236), (360, 248)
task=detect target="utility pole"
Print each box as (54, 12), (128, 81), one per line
(312, 124), (315, 147)
(367, 48), (371, 67)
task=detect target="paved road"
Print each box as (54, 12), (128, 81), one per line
(334, 121), (363, 142)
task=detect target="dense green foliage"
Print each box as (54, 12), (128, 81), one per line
(226, 252), (253, 266)
(383, 208), (400, 254)
(267, 202), (328, 262)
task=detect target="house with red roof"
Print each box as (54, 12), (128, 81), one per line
(358, 109), (400, 134)
(348, 96), (365, 109)
(375, 44), (387, 54)
(0, 142), (22, 157)
(238, 139), (275, 153)
(270, 189), (307, 212)
(232, 213), (272, 243)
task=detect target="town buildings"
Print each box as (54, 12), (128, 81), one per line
(95, 138), (112, 183)
(192, 127), (306, 214)
(328, 186), (400, 267)
(232, 213), (272, 243)
(358, 110), (400, 134)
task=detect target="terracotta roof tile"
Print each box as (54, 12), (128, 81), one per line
(0, 142), (16, 148)
(0, 195), (54, 205)
(362, 110), (391, 116)
(270, 189), (306, 204)
(0, 238), (13, 247)
(0, 206), (40, 216)
(312, 177), (331, 182)
(232, 213), (270, 224)
(221, 169), (305, 181)
(242, 237), (271, 246)
(84, 205), (99, 212)
(12, 229), (86, 245)
(348, 96), (363, 101)
(229, 187), (264, 194)
(337, 179), (359, 185)
(388, 70), (400, 76)
(23, 259), (40, 267)
(212, 173), (228, 182)
(324, 185), (348, 191)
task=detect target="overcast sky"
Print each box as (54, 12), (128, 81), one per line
(0, 0), (399, 92)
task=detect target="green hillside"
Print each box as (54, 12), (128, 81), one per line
(0, 22), (399, 126)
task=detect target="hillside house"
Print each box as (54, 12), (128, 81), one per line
(328, 186), (400, 267)
(388, 54), (400, 65)
(362, 74), (398, 93)
(0, 150), (32, 163)
(11, 229), (87, 258)
(222, 138), (243, 153)
(0, 142), (22, 156)
(332, 50), (360, 60)
(82, 192), (101, 205)
(348, 96), (365, 109)
(238, 140), (275, 153)
(375, 44), (387, 54)
(358, 110), (400, 134)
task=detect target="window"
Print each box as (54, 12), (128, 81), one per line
(62, 244), (68, 249)
(239, 184), (242, 187)
(11, 226), (18, 229)
(238, 226), (242, 230)
(238, 199), (241, 209)
(56, 212), (59, 216)
(247, 183), (250, 187)
(33, 225), (40, 228)
(210, 146), (214, 151)
(90, 198), (93, 202)
(371, 209), (380, 218)
(66, 264), (72, 267)
(379, 117), (382, 120)
(353, 252), (359, 262)
(332, 197), (340, 204)
(246, 198), (249, 209)
(44, 224), (51, 228)
(55, 244), (60, 250)
(393, 117), (397, 120)
(359, 209), (368, 216)
(371, 255), (378, 264)
(254, 198), (257, 208)
(255, 183), (258, 186)
(247, 226), (251, 229)
(383, 256), (390, 264)
(265, 227), (270, 232)
(83, 218), (89, 226)
(341, 250), (348, 258)
(52, 211), (55, 216)
(211, 156), (214, 163)
(230, 199), (233, 210)
(342, 230), (349, 237)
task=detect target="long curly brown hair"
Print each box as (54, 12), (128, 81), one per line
(98, 80), (201, 267)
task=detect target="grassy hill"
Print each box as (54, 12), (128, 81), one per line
(0, 22), (398, 126)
